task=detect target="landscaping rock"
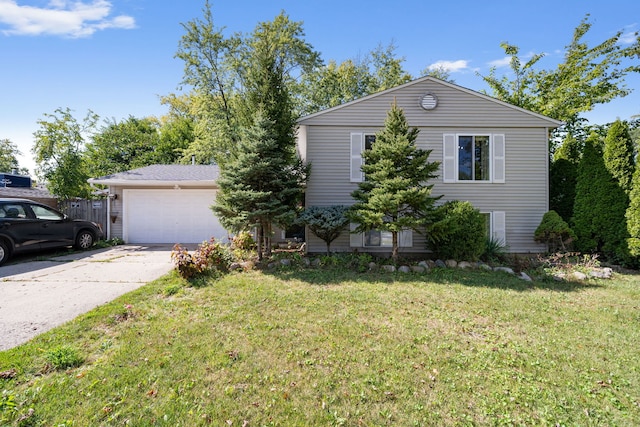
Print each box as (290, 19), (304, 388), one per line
(311, 258), (322, 267)
(418, 260), (430, 270)
(477, 263), (492, 271)
(229, 262), (242, 271)
(589, 267), (613, 279)
(493, 266), (515, 275)
(519, 272), (533, 282)
(302, 258), (311, 267)
(457, 261), (472, 269)
(368, 262), (378, 271)
(240, 261), (255, 270)
(280, 259), (292, 266)
(571, 271), (588, 280)
(411, 265), (426, 273)
(382, 265), (396, 272)
(435, 259), (447, 268)
(398, 266), (411, 273)
(445, 259), (458, 268)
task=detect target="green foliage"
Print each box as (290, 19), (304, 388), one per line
(550, 133), (582, 222)
(0, 139), (28, 174)
(231, 231), (256, 251)
(478, 15), (640, 129)
(349, 102), (441, 261)
(212, 112), (308, 259)
(426, 201), (486, 261)
(604, 119), (635, 194)
(298, 205), (349, 255)
(534, 210), (576, 252)
(31, 107), (97, 199)
(298, 42), (412, 115)
(482, 236), (508, 263)
(572, 134), (631, 264)
(626, 165), (640, 257)
(44, 346), (84, 370)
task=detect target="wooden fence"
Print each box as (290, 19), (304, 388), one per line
(58, 199), (108, 238)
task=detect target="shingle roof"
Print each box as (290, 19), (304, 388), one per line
(90, 164), (219, 183)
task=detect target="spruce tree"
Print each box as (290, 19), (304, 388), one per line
(212, 111), (307, 260)
(348, 102), (441, 262)
(604, 119), (635, 194)
(572, 133), (630, 263)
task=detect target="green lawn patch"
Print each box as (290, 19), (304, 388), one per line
(1, 267), (639, 425)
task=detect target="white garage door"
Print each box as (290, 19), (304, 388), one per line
(123, 189), (228, 244)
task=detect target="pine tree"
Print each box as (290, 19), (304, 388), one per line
(572, 133), (630, 263)
(212, 111), (307, 260)
(604, 119), (635, 194)
(348, 102), (441, 262)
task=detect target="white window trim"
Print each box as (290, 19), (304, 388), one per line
(442, 133), (505, 183)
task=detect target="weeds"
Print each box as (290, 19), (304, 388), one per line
(43, 346), (83, 371)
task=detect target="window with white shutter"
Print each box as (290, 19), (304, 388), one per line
(442, 134), (506, 183)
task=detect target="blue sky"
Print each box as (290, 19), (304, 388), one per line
(1, 0), (639, 175)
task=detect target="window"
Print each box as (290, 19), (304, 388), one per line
(31, 204), (64, 220)
(443, 134), (505, 183)
(364, 229), (393, 247)
(350, 223), (413, 248)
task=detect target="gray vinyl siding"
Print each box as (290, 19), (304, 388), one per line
(299, 78), (557, 255)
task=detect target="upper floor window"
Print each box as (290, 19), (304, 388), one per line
(442, 134), (505, 183)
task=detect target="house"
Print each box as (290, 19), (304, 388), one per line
(296, 76), (562, 255)
(88, 164), (227, 244)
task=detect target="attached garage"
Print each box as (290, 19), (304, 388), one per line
(123, 189), (226, 244)
(89, 165), (228, 244)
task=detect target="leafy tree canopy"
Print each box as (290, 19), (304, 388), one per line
(0, 139), (29, 175)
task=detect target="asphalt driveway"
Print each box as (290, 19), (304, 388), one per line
(0, 245), (175, 351)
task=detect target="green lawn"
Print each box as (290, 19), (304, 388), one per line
(1, 265), (639, 426)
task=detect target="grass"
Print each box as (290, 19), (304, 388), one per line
(1, 264), (639, 426)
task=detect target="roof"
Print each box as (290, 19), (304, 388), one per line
(0, 186), (55, 200)
(298, 76), (563, 127)
(88, 164), (220, 186)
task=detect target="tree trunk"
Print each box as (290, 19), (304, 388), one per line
(391, 231), (399, 263)
(256, 224), (263, 261)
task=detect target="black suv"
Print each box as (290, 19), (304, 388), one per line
(0, 198), (103, 265)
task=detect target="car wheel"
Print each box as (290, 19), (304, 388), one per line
(0, 240), (10, 265)
(75, 230), (95, 250)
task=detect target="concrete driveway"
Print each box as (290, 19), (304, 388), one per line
(0, 245), (175, 351)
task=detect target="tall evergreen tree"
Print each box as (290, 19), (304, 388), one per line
(348, 102), (440, 262)
(604, 119), (635, 194)
(626, 164), (640, 258)
(212, 112), (307, 260)
(549, 132), (582, 222)
(572, 133), (630, 263)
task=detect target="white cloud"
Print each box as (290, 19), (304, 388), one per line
(620, 30), (638, 45)
(0, 0), (136, 38)
(488, 56), (511, 68)
(427, 60), (469, 73)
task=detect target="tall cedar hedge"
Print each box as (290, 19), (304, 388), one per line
(572, 134), (630, 264)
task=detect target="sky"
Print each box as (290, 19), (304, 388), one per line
(1, 0), (639, 175)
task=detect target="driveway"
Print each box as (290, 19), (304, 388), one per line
(0, 245), (175, 351)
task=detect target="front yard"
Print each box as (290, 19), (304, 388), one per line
(1, 264), (639, 425)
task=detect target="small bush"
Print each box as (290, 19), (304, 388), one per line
(426, 201), (486, 261)
(171, 238), (234, 279)
(534, 210), (576, 252)
(231, 231), (256, 251)
(44, 346), (84, 370)
(482, 236), (507, 263)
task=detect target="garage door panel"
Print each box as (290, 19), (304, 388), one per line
(123, 189), (227, 244)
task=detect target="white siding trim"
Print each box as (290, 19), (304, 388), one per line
(350, 132), (364, 182)
(493, 134), (505, 183)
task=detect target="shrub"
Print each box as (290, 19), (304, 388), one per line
(171, 238), (234, 279)
(426, 201), (486, 261)
(482, 236), (507, 263)
(231, 231), (256, 251)
(298, 205), (349, 255)
(534, 210), (576, 252)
